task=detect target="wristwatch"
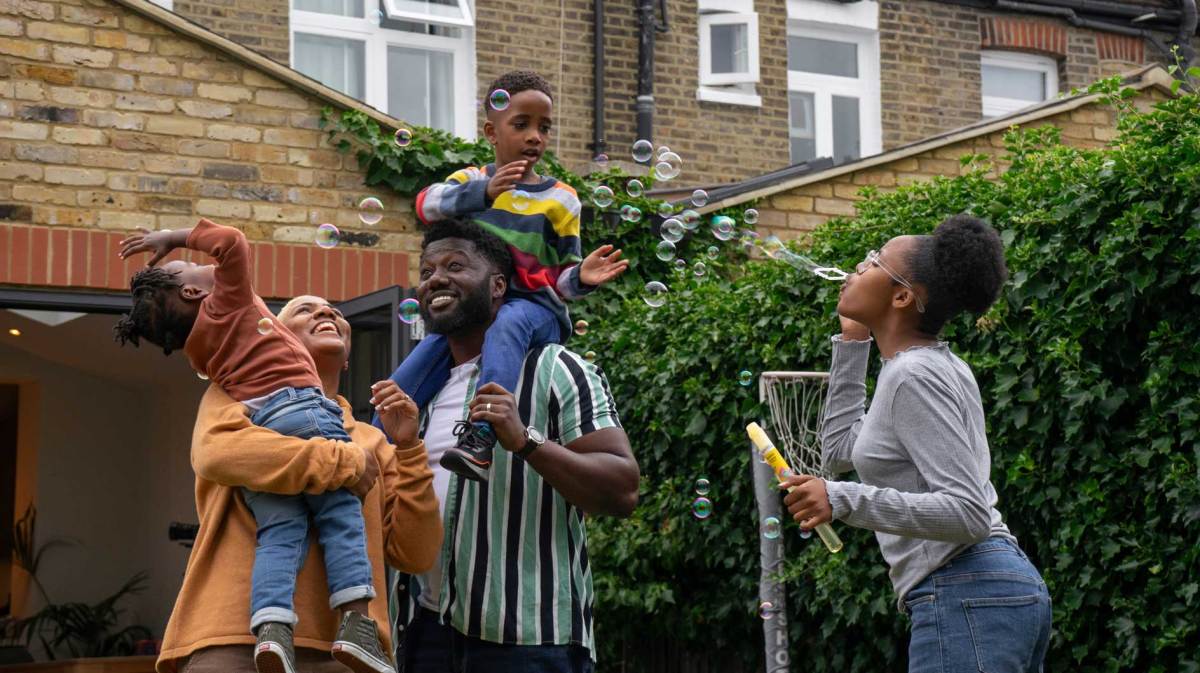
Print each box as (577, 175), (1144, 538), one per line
(518, 426), (546, 458)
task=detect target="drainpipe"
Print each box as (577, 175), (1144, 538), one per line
(634, 0), (669, 158)
(591, 0), (607, 160)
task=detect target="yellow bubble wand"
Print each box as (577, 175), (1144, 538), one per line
(747, 422), (844, 553)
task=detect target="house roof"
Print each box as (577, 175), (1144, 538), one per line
(109, 0), (407, 132)
(701, 64), (1177, 214)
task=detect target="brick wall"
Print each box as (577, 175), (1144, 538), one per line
(473, 0), (792, 186)
(751, 85), (1170, 242)
(173, 0), (289, 65)
(0, 0), (414, 299)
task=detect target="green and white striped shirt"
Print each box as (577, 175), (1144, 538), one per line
(390, 344), (622, 659)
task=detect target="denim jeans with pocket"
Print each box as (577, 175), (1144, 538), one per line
(905, 537), (1051, 673)
(242, 386), (375, 631)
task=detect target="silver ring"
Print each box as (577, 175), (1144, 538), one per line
(486, 402), (493, 413)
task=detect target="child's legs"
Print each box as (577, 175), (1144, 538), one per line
(304, 488), (376, 609)
(479, 298), (563, 394)
(241, 489), (310, 630)
(387, 334), (453, 410)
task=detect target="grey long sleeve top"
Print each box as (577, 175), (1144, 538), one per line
(820, 336), (1014, 610)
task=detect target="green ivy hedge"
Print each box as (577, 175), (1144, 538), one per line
(569, 83), (1200, 671)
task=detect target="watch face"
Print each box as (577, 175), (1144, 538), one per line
(526, 426), (546, 445)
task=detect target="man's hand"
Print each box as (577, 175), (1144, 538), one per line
(119, 227), (184, 267)
(348, 444), (380, 500)
(839, 314), (871, 341)
(468, 382), (526, 453)
(780, 473), (834, 530)
(579, 244), (629, 286)
(485, 160), (529, 203)
(371, 380), (419, 449)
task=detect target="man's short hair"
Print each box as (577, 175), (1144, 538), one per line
(486, 70), (553, 107)
(421, 217), (515, 279)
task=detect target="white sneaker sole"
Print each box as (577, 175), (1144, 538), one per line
(331, 640), (395, 673)
(254, 642), (296, 673)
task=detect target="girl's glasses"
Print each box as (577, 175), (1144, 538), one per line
(856, 250), (926, 313)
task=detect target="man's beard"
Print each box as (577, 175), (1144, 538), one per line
(421, 281), (493, 336)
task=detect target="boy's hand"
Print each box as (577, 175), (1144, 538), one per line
(579, 244), (629, 286)
(348, 446), (380, 500)
(371, 380), (419, 449)
(485, 160), (529, 202)
(119, 227), (182, 267)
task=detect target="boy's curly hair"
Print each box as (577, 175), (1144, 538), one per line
(486, 70), (553, 107)
(113, 267), (195, 355)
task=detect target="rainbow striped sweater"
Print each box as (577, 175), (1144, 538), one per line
(415, 164), (593, 333)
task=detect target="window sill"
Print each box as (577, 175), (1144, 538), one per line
(696, 86), (762, 107)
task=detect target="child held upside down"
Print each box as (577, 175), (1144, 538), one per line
(114, 219), (401, 673)
(397, 70), (628, 481)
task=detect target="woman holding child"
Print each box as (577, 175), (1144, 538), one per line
(153, 294), (442, 673)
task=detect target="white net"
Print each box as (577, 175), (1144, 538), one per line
(759, 371), (831, 479)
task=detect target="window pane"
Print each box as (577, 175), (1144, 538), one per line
(831, 95), (860, 163)
(788, 36), (857, 78)
(294, 33), (365, 99)
(391, 0), (467, 22)
(387, 46), (454, 132)
(711, 22), (749, 74)
(294, 0), (363, 17)
(982, 64), (1047, 102)
(789, 91), (816, 163)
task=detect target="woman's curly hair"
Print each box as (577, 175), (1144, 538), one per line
(907, 214), (1008, 335)
(112, 267), (195, 355)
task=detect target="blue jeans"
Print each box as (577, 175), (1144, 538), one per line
(402, 609), (593, 673)
(905, 537), (1051, 673)
(242, 387), (375, 631)
(389, 297), (563, 409)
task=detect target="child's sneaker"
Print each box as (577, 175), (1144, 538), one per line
(331, 611), (395, 673)
(439, 421), (494, 482)
(254, 622), (296, 673)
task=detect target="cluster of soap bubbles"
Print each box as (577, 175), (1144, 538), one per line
(313, 196), (392, 250)
(692, 477), (712, 519)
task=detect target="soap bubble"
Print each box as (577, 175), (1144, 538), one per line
(759, 601), (776, 620)
(397, 298), (420, 324)
(655, 240), (676, 262)
(691, 189), (708, 207)
(711, 215), (735, 241)
(800, 528), (813, 539)
(657, 201), (675, 217)
(654, 151), (683, 180)
(393, 128), (413, 147)
(661, 218), (684, 243)
(694, 477), (710, 495)
(584, 350), (597, 363)
(678, 209), (700, 231)
(706, 245), (719, 259)
(743, 208), (759, 225)
(658, 145), (671, 157)
(593, 153), (609, 167)
(196, 371), (209, 381)
(738, 370), (754, 386)
(631, 139), (653, 163)
(488, 89), (511, 111)
(692, 261), (707, 277)
(626, 179), (644, 198)
(256, 317), (273, 336)
(511, 190), (531, 211)
(673, 258), (687, 274)
(573, 319), (589, 336)
(642, 281), (668, 307)
(369, 9), (383, 24)
(691, 497), (713, 519)
(739, 229), (761, 250)
(762, 517), (781, 539)
(315, 223), (340, 249)
(592, 185), (614, 208)
(761, 235), (784, 258)
(358, 196), (384, 226)
(622, 205), (642, 223)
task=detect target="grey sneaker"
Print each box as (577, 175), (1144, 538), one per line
(331, 611), (395, 673)
(254, 622), (297, 673)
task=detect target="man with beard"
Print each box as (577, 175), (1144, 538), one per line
(379, 217), (639, 673)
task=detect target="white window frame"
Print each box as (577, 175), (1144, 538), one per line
(148, 0), (173, 9)
(382, 0), (472, 28)
(698, 12), (760, 87)
(981, 50), (1058, 118)
(291, 0), (476, 139)
(786, 21), (882, 163)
